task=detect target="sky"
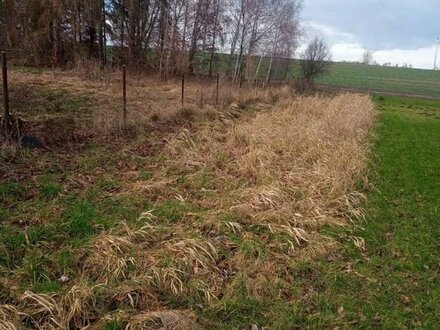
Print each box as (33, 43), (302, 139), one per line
(301, 0), (440, 69)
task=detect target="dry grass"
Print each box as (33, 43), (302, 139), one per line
(1, 73), (376, 328)
(167, 93), (375, 228)
(6, 68), (289, 137)
(153, 93), (376, 297)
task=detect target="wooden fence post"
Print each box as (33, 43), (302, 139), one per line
(2, 51), (10, 137)
(122, 65), (127, 126)
(181, 73), (185, 107)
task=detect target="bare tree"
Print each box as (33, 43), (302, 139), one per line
(264, 0), (302, 85)
(299, 37), (331, 89)
(226, 0), (302, 83)
(362, 49), (374, 65)
(1, 0), (303, 76)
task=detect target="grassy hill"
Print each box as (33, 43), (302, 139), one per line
(314, 62), (440, 98)
(197, 54), (440, 98)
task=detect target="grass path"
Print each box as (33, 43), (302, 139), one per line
(282, 95), (440, 328)
(358, 96), (440, 327)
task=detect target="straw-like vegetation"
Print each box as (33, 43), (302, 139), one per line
(4, 68), (287, 136)
(0, 69), (376, 328)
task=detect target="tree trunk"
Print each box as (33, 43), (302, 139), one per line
(127, 0), (139, 66)
(188, 0), (203, 74)
(265, 55), (273, 86)
(208, 0), (220, 76)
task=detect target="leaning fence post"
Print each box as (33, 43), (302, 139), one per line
(181, 73), (185, 107)
(216, 72), (219, 106)
(122, 64), (127, 126)
(2, 51), (10, 137)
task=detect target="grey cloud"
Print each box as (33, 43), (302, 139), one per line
(302, 0), (439, 50)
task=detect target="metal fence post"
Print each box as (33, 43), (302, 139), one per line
(181, 73), (185, 107)
(122, 64), (127, 126)
(216, 72), (219, 106)
(2, 52), (10, 137)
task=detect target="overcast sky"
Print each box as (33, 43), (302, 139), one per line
(301, 0), (440, 69)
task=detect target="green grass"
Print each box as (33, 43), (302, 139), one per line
(3, 73), (93, 118)
(315, 62), (440, 97)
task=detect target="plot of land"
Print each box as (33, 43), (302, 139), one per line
(314, 62), (440, 98)
(1, 69), (440, 328)
(1, 70), (375, 329)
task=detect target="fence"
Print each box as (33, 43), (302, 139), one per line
(1, 50), (294, 144)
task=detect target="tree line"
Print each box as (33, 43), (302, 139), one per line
(0, 0), (303, 81)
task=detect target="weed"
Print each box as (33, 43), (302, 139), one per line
(12, 66), (45, 74)
(21, 249), (50, 284)
(239, 237), (268, 260)
(103, 320), (124, 330)
(40, 183), (62, 199)
(33, 280), (62, 293)
(26, 225), (54, 245)
(54, 250), (76, 274)
(0, 226), (27, 267)
(153, 199), (193, 223)
(76, 156), (98, 172)
(98, 177), (122, 192)
(39, 175), (63, 199)
(65, 201), (102, 238)
(138, 170), (153, 181)
(0, 181), (28, 204)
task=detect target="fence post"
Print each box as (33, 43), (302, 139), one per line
(216, 72), (219, 106)
(181, 73), (185, 107)
(122, 64), (127, 126)
(200, 90), (203, 108)
(2, 51), (10, 137)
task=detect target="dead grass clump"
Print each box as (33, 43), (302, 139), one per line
(144, 237), (223, 303)
(164, 105), (218, 125)
(0, 141), (20, 162)
(17, 283), (102, 329)
(19, 291), (62, 328)
(60, 283), (103, 329)
(71, 55), (111, 82)
(83, 220), (154, 282)
(124, 310), (199, 330)
(167, 93), (375, 235)
(0, 305), (22, 330)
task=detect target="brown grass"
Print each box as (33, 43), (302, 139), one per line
(6, 68), (290, 138)
(167, 93), (375, 228)
(1, 67), (376, 328)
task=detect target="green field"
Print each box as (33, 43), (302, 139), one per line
(197, 55), (440, 98)
(316, 62), (440, 98)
